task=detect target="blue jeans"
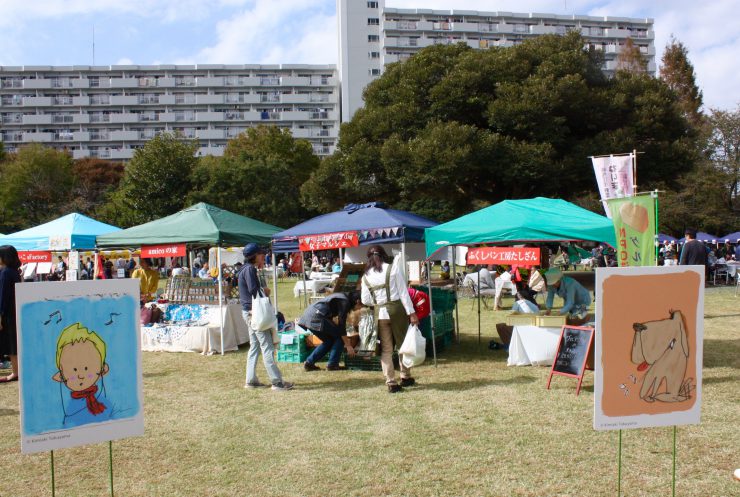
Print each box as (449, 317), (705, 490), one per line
(243, 311), (283, 386)
(305, 335), (344, 367)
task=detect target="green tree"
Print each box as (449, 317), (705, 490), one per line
(0, 141), (6, 163)
(101, 133), (197, 227)
(189, 126), (319, 227)
(706, 106), (740, 210)
(0, 144), (75, 230)
(660, 36), (704, 127)
(303, 33), (695, 220)
(66, 158), (125, 216)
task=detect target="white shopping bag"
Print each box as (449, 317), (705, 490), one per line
(398, 324), (426, 368)
(250, 290), (277, 332)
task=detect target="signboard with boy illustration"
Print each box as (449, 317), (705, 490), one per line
(17, 280), (144, 454)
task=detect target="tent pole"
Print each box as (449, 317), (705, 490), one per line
(401, 242), (408, 284)
(301, 254), (308, 308)
(426, 260), (437, 367)
(217, 245), (224, 356)
(188, 251), (194, 278)
(271, 243), (279, 312)
(93, 251), (100, 280)
(339, 248), (343, 269)
(477, 267), (481, 347)
(451, 246), (459, 343)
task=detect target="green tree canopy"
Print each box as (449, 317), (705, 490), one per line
(101, 132), (197, 227)
(302, 33), (696, 221)
(660, 36), (704, 127)
(189, 126), (320, 227)
(0, 144), (75, 230)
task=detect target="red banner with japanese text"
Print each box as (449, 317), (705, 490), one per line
(141, 244), (186, 258)
(299, 231), (359, 251)
(466, 247), (540, 266)
(18, 251), (52, 263)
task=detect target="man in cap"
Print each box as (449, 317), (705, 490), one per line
(544, 268), (591, 321)
(239, 243), (293, 391)
(679, 229), (707, 266)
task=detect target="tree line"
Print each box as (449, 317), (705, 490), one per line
(0, 33), (737, 235)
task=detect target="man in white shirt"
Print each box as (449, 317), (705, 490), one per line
(198, 263), (211, 279)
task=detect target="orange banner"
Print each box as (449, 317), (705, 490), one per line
(466, 247), (540, 266)
(141, 244), (186, 258)
(299, 231), (358, 251)
(19, 251), (52, 263)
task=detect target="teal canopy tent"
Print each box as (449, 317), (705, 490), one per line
(1, 213), (120, 251)
(425, 197), (616, 257)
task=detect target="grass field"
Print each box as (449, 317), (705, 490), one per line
(0, 279), (738, 497)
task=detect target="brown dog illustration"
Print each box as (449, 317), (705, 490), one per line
(631, 310), (694, 403)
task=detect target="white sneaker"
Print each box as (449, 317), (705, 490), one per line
(271, 381), (294, 391)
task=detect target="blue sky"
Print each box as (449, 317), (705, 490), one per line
(0, 0), (737, 110)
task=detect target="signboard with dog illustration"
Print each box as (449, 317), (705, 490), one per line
(594, 266), (703, 430)
(16, 280), (144, 453)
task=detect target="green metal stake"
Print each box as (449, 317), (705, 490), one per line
(672, 426), (677, 497)
(109, 441), (114, 497)
(617, 430), (622, 497)
(50, 450), (56, 497)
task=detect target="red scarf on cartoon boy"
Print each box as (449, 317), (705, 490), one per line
(71, 385), (106, 415)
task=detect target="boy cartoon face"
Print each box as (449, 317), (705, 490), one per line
(53, 340), (109, 391)
(52, 323), (109, 392)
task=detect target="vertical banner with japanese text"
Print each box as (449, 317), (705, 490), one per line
(606, 195), (657, 267)
(592, 154), (635, 218)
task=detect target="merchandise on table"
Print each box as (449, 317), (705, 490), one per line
(506, 312), (537, 326)
(535, 314), (567, 328)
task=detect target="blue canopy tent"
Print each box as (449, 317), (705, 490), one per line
(272, 202), (438, 252)
(1, 213), (120, 250)
(720, 231), (740, 243)
(678, 232), (719, 244)
(658, 233), (678, 244)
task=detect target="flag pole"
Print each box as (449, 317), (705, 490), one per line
(632, 149), (638, 194)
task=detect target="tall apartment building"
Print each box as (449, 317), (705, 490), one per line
(0, 65), (339, 159)
(0, 2), (656, 159)
(338, 0), (655, 121)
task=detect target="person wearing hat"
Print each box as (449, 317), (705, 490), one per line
(544, 268), (591, 321)
(298, 291), (362, 371)
(679, 229), (707, 266)
(239, 243), (293, 391)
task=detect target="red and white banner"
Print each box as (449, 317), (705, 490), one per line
(141, 244), (186, 258)
(592, 154), (635, 217)
(19, 251), (53, 263)
(299, 231), (359, 252)
(466, 247), (540, 266)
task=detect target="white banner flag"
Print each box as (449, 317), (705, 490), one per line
(592, 154), (634, 217)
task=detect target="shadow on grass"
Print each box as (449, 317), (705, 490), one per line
(704, 339), (740, 369)
(703, 375), (739, 385)
(704, 313), (740, 319)
(421, 375), (537, 392)
(0, 408), (18, 417)
(143, 370), (175, 378)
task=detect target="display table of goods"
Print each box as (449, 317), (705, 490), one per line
(141, 302), (248, 354)
(505, 313), (567, 367)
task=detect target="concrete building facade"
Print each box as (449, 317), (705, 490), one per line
(338, 0), (655, 121)
(0, 64), (339, 159)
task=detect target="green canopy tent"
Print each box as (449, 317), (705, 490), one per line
(97, 202), (283, 355)
(423, 198), (616, 345)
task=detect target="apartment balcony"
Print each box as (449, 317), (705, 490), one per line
(23, 96), (53, 106)
(89, 114), (111, 123)
(197, 111), (225, 122)
(110, 149), (134, 160)
(110, 95), (139, 105)
(259, 93), (281, 103)
(22, 114), (52, 125)
(196, 129), (225, 140)
(530, 25), (558, 35)
(109, 78), (139, 88)
(71, 79), (90, 89)
(158, 112), (176, 123)
(0, 96), (23, 106)
(72, 96), (90, 106)
(23, 132), (53, 142)
(137, 95), (160, 105)
(51, 114), (75, 124)
(89, 96), (111, 105)
(72, 149), (90, 159)
(1, 132), (24, 142)
(1, 114), (22, 125)
(223, 77), (260, 87)
(196, 94), (224, 105)
(157, 77), (176, 87)
(53, 131), (76, 142)
(110, 130), (138, 141)
(197, 146), (225, 157)
(291, 128), (336, 139)
(23, 79), (52, 89)
(137, 113), (160, 122)
(90, 131), (110, 140)
(73, 131), (90, 141)
(110, 113), (139, 123)
(196, 77), (223, 87)
(72, 114), (90, 124)
(174, 96), (196, 105)
(604, 28), (631, 38)
(259, 77), (281, 86)
(0, 79), (23, 89)
(159, 95), (176, 105)
(137, 77), (159, 88)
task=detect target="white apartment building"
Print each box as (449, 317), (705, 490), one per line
(0, 3), (656, 159)
(338, 0), (655, 121)
(0, 65), (339, 159)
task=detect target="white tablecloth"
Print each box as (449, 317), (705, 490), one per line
(293, 279), (335, 298)
(507, 325), (562, 366)
(726, 262), (740, 278)
(142, 303), (249, 355)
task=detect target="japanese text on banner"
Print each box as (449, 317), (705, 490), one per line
(466, 247), (540, 266)
(299, 231), (359, 252)
(606, 196), (656, 267)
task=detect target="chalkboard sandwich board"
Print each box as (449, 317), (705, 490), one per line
(547, 325), (595, 396)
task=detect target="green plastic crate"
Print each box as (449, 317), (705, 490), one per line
(413, 285), (457, 312)
(277, 330), (308, 355)
(342, 352), (399, 371)
(277, 349), (310, 363)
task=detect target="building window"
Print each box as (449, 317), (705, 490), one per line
(369, 69), (381, 76)
(367, 1), (378, 8)
(368, 34), (379, 42)
(368, 18), (379, 26)
(369, 51), (380, 59)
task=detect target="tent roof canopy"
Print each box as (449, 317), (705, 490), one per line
(424, 197), (617, 257)
(272, 202), (438, 252)
(1, 213), (120, 251)
(677, 231), (720, 244)
(719, 231), (740, 243)
(96, 202), (282, 248)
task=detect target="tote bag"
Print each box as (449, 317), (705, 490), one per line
(250, 289), (277, 332)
